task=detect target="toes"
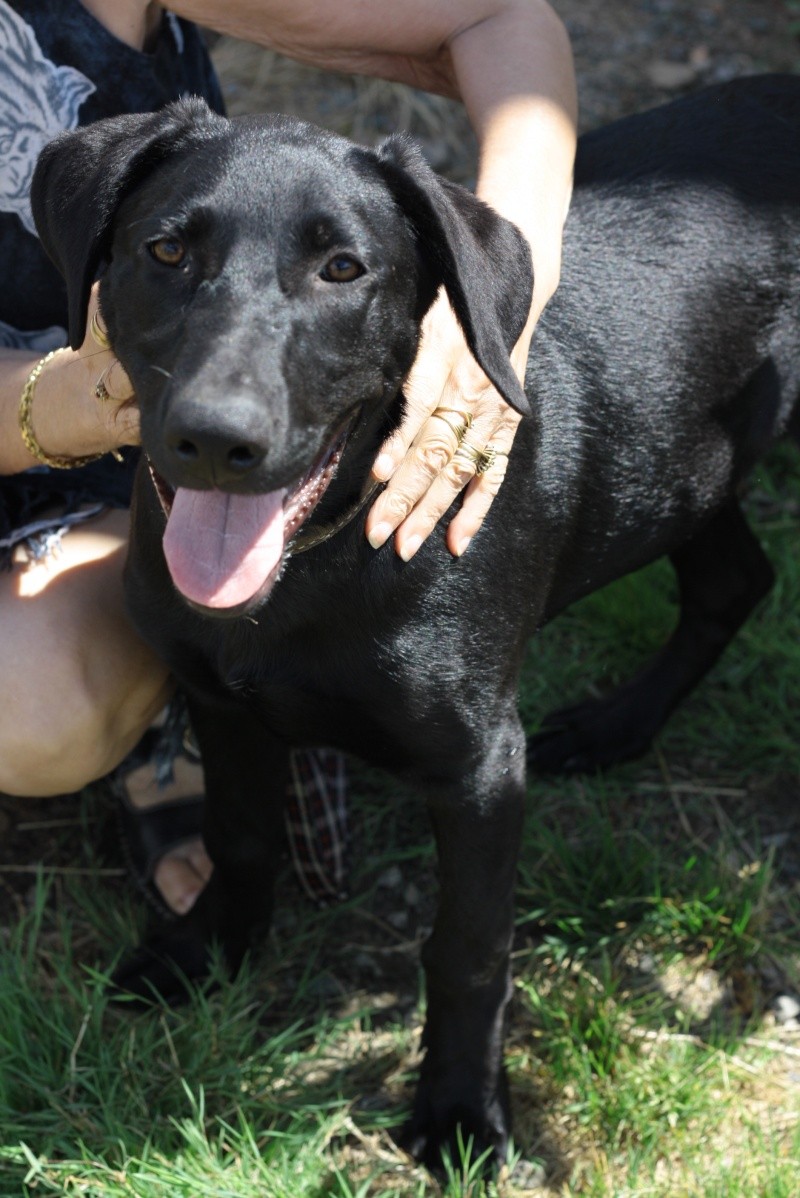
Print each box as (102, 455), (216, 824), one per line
(153, 837), (212, 915)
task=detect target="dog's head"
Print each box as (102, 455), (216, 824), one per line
(31, 97), (532, 614)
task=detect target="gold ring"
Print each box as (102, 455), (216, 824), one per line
(475, 444), (510, 476)
(90, 311), (112, 350)
(475, 445), (496, 475)
(433, 407), (473, 428)
(431, 411), (468, 443)
(94, 365), (114, 403)
(453, 438), (485, 469)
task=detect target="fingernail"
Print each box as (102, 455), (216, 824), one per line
(373, 454), (396, 480)
(455, 536), (472, 557)
(399, 535), (423, 562)
(367, 522), (393, 549)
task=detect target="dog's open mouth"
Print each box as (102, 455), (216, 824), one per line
(151, 417), (353, 615)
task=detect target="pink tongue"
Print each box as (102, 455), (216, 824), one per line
(163, 486), (287, 609)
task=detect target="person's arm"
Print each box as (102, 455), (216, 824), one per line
(0, 293), (137, 476)
(366, 2), (576, 558)
(101, 0), (578, 557)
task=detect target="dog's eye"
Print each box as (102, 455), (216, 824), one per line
(149, 236), (186, 267)
(320, 254), (364, 283)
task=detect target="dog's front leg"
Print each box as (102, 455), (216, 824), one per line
(188, 696), (289, 970)
(405, 727), (525, 1170)
(113, 698), (288, 1004)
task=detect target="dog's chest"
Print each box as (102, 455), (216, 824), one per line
(204, 611), (439, 769)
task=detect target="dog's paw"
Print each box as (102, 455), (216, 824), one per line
(401, 1075), (510, 1174)
(527, 692), (655, 774)
(110, 918), (217, 1007)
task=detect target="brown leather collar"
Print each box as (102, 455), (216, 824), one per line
(287, 478), (382, 555)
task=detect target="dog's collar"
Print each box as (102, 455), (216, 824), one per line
(287, 477), (382, 555)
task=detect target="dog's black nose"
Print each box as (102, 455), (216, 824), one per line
(172, 436), (262, 471)
(164, 408), (268, 485)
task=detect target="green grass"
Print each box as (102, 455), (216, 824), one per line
(2, 444), (799, 1196)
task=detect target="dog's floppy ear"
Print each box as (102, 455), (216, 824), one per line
(371, 135), (533, 417)
(31, 97), (224, 348)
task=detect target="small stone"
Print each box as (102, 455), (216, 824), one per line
(353, 1092), (391, 1113)
(387, 911), (409, 930)
(307, 972), (341, 1000)
(377, 865), (403, 890)
(353, 951), (381, 977)
(509, 1158), (547, 1189)
(646, 60), (698, 90)
(774, 994), (800, 1024)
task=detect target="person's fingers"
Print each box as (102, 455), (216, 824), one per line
(444, 442), (514, 557)
(367, 374), (520, 557)
(394, 407), (521, 560)
(80, 283), (140, 448)
(366, 286), (531, 558)
(94, 358), (140, 446)
(367, 401), (476, 545)
(95, 357), (134, 404)
(88, 309), (112, 351)
(366, 328), (493, 539)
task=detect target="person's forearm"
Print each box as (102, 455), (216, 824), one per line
(452, 1), (577, 326)
(0, 342), (137, 477)
(0, 350), (48, 473)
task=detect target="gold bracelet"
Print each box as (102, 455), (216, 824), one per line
(19, 348), (109, 470)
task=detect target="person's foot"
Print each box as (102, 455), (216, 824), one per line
(120, 754), (213, 915)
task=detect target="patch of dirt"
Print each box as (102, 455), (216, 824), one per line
(558, 0), (797, 130)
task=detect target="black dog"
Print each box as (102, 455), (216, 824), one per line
(32, 75), (800, 1166)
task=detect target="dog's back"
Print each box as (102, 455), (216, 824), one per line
(524, 76), (800, 617)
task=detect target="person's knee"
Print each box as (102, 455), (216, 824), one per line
(0, 678), (119, 796)
(0, 644), (164, 797)
(0, 522), (170, 797)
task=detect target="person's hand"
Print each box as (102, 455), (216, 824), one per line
(33, 284), (139, 461)
(364, 289), (530, 560)
(75, 285), (139, 452)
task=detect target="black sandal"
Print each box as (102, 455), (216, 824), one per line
(112, 699), (205, 919)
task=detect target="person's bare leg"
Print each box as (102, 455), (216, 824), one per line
(0, 507), (212, 910)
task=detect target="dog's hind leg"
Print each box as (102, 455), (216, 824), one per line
(112, 699), (288, 1004)
(528, 499), (774, 774)
(403, 718), (526, 1171)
